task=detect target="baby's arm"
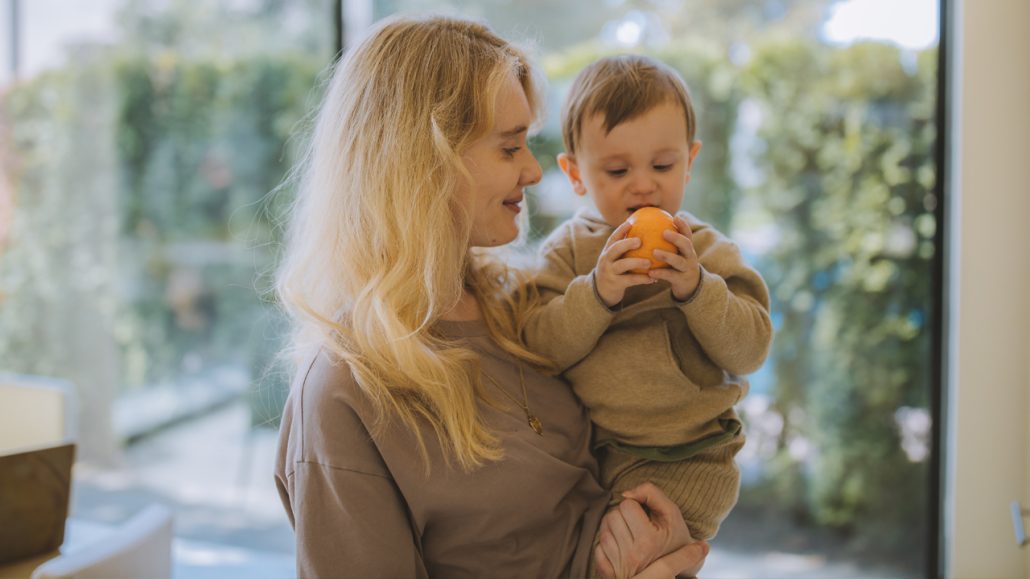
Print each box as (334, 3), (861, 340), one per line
(674, 216), (773, 376)
(522, 221), (651, 372)
(521, 224), (615, 372)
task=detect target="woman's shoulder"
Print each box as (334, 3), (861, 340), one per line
(285, 347), (370, 421)
(292, 347), (361, 403)
(278, 347), (390, 477)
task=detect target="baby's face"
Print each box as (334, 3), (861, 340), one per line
(567, 101), (700, 227)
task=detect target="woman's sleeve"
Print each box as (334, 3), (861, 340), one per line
(282, 460), (427, 579)
(275, 355), (429, 579)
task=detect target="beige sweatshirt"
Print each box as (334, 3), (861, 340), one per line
(275, 318), (609, 579)
(523, 207), (773, 449)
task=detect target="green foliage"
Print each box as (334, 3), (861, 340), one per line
(114, 53), (320, 242)
(0, 59), (123, 379)
(0, 50), (321, 393)
(741, 39), (936, 559)
(111, 52), (320, 388)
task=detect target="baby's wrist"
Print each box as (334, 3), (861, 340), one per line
(591, 270), (621, 309)
(672, 265), (704, 304)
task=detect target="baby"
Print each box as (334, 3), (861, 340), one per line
(523, 54), (773, 542)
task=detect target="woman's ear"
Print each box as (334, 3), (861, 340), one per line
(684, 140), (703, 185)
(557, 153), (588, 196)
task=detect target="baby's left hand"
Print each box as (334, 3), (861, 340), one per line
(649, 216), (701, 301)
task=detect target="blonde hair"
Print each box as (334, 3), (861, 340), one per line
(562, 54), (697, 155)
(276, 15), (552, 472)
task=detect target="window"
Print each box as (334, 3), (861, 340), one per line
(1, 1), (944, 575)
(0, 0), (334, 570)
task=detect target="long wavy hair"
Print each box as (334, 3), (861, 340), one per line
(276, 15), (553, 471)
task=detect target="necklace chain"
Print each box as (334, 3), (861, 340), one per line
(481, 362), (543, 436)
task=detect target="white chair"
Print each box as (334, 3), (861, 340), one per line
(30, 504), (174, 579)
(0, 374), (77, 454)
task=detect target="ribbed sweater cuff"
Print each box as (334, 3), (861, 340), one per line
(675, 265), (720, 313)
(672, 264), (706, 306)
(590, 270), (621, 313)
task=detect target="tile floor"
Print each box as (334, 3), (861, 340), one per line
(72, 400), (294, 578)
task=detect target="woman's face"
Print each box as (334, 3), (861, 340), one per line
(460, 74), (542, 247)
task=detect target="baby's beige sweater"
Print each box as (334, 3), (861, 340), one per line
(524, 207), (772, 449)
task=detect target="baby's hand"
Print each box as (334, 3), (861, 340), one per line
(594, 221), (654, 308)
(648, 216), (701, 302)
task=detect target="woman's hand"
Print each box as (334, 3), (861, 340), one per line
(594, 482), (708, 578)
(630, 542), (710, 579)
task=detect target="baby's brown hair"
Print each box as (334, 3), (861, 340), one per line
(561, 54), (697, 155)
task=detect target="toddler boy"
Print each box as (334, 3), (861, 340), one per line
(523, 55), (773, 542)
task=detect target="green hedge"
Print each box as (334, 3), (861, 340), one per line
(0, 52), (321, 392)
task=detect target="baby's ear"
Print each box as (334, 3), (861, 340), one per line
(684, 140), (703, 186)
(686, 140), (703, 170)
(557, 153), (588, 196)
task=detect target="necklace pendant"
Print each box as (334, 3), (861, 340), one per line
(528, 415), (543, 436)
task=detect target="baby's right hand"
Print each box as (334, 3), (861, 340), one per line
(594, 221), (655, 308)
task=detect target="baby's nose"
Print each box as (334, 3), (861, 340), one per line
(628, 174), (658, 195)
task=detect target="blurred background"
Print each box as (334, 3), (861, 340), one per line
(0, 0), (943, 577)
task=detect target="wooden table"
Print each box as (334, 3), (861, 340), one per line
(0, 519), (115, 579)
(0, 552), (53, 579)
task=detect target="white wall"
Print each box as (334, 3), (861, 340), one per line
(948, 0), (1030, 577)
(0, 0), (12, 85)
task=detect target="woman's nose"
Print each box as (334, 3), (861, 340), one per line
(521, 153), (543, 187)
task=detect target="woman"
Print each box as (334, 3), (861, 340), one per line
(273, 14), (708, 578)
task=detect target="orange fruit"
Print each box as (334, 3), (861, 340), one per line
(625, 207), (677, 274)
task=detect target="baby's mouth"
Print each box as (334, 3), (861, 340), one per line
(626, 204), (657, 214)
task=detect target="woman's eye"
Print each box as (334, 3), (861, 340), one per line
(503, 147), (521, 158)
(606, 168), (627, 177)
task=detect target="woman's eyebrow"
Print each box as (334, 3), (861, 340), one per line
(498, 125), (528, 138)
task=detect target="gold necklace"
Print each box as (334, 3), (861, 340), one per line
(481, 362), (543, 436)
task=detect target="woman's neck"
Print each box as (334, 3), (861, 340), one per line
(440, 288), (483, 322)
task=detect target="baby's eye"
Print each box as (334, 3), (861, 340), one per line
(606, 168), (627, 177)
(653, 164), (673, 172)
(503, 146), (521, 158)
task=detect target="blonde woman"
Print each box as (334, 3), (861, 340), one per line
(273, 15), (709, 578)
